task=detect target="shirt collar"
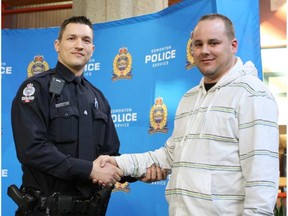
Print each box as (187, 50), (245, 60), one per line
(55, 61), (83, 83)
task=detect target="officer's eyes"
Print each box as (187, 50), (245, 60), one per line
(67, 37), (75, 41)
(83, 38), (92, 44)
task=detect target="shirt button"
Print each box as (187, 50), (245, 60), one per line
(64, 113), (69, 117)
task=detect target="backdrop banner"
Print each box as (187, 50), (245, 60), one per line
(1, 0), (261, 215)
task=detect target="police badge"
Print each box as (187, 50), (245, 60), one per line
(149, 97), (168, 134)
(21, 83), (35, 103)
(27, 55), (49, 77)
(112, 47), (133, 81)
(185, 31), (195, 70)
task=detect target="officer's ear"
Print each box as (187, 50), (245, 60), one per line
(54, 39), (60, 53)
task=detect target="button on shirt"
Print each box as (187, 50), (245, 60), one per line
(11, 61), (120, 196)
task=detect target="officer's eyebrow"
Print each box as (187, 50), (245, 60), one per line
(67, 33), (92, 39)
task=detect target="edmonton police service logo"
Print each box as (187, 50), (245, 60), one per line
(27, 55), (49, 77)
(112, 47), (133, 81)
(113, 182), (131, 193)
(149, 97), (168, 134)
(186, 32), (195, 70)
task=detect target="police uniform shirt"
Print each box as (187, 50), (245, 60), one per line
(11, 61), (120, 196)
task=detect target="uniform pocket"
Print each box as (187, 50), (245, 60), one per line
(92, 109), (107, 151)
(49, 105), (79, 143)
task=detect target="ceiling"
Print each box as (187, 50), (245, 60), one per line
(1, 0), (181, 28)
(2, 0), (72, 8)
(2, 0), (181, 8)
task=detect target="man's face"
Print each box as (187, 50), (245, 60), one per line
(191, 18), (238, 83)
(54, 23), (94, 76)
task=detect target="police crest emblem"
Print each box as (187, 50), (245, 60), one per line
(21, 83), (35, 103)
(185, 32), (195, 70)
(149, 97), (168, 134)
(112, 47), (133, 81)
(27, 55), (49, 77)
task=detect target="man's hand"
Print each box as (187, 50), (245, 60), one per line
(99, 155), (118, 168)
(139, 165), (170, 183)
(97, 155), (170, 183)
(90, 156), (123, 187)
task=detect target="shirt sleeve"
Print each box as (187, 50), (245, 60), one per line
(11, 79), (92, 180)
(114, 93), (187, 177)
(115, 145), (172, 177)
(238, 79), (279, 215)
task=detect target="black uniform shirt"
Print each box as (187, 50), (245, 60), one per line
(11, 61), (121, 196)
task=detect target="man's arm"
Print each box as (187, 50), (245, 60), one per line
(95, 156), (169, 185)
(112, 146), (171, 178)
(238, 80), (279, 215)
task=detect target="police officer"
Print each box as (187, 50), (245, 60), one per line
(11, 16), (126, 216)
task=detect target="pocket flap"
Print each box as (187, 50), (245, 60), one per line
(50, 105), (79, 119)
(92, 109), (108, 123)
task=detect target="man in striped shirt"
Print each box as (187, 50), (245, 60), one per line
(100, 13), (279, 215)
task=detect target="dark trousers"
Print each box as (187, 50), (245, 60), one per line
(15, 206), (91, 216)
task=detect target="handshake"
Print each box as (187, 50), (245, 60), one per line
(89, 155), (169, 187)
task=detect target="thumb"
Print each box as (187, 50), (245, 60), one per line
(99, 155), (112, 168)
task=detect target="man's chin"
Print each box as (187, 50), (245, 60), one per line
(72, 63), (86, 70)
(200, 68), (214, 76)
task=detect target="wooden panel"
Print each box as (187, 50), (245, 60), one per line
(279, 177), (286, 187)
(2, 0), (71, 7)
(168, 0), (182, 6)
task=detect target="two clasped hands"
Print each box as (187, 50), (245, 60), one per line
(90, 155), (168, 187)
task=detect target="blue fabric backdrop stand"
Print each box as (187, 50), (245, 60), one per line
(1, 0), (261, 215)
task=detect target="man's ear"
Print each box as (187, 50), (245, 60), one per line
(231, 38), (238, 54)
(54, 39), (60, 53)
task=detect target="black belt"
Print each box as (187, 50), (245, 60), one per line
(23, 187), (112, 216)
(22, 188), (93, 215)
(42, 194), (91, 215)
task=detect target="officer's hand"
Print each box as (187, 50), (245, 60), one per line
(90, 156), (123, 187)
(99, 155), (118, 168)
(139, 165), (170, 183)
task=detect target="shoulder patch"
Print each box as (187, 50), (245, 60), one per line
(21, 83), (36, 103)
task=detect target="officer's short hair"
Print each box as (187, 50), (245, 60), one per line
(57, 16), (93, 41)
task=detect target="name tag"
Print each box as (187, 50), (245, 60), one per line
(55, 101), (70, 108)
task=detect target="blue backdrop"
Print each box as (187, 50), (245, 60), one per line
(1, 0), (261, 215)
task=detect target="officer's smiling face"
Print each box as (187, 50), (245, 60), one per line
(54, 23), (95, 76)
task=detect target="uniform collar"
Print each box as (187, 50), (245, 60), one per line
(55, 61), (83, 83)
